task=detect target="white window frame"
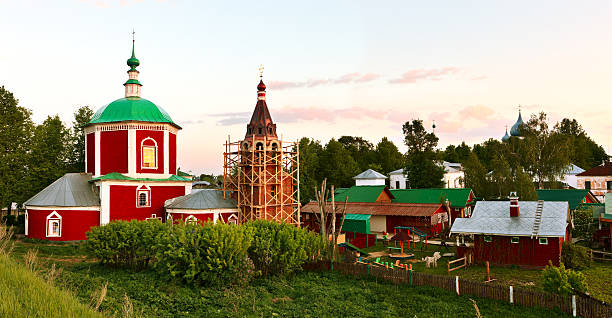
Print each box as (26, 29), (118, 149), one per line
(511, 237), (519, 244)
(46, 211), (62, 238)
(185, 215), (198, 225)
(484, 235), (492, 243)
(136, 185), (151, 208)
(227, 214), (238, 225)
(539, 237), (548, 245)
(140, 137), (158, 169)
(25, 211), (29, 236)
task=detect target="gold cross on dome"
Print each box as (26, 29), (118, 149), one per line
(258, 64), (264, 78)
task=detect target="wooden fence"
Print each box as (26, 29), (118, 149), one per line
(306, 261), (611, 318)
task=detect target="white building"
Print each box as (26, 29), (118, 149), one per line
(389, 161), (464, 189)
(353, 169), (387, 186)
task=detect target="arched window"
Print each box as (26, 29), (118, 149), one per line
(46, 211), (62, 238)
(136, 185), (151, 207)
(268, 127), (273, 134)
(243, 142), (249, 150)
(185, 215), (198, 225)
(227, 214), (238, 225)
(141, 138), (158, 169)
(256, 143), (264, 150)
(271, 143), (278, 151)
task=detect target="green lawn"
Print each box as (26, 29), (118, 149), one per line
(6, 239), (577, 317)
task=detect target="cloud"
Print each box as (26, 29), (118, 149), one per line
(458, 105), (495, 121)
(267, 72), (381, 90)
(389, 67), (460, 84)
(470, 75), (488, 81)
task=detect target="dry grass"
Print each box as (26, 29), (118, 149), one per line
(0, 224), (15, 256)
(122, 293), (134, 318)
(24, 248), (38, 271)
(90, 282), (108, 312)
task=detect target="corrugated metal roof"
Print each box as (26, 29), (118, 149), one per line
(536, 189), (592, 210)
(605, 193), (612, 220)
(389, 168), (404, 175)
(25, 173), (100, 207)
(566, 163), (585, 175)
(450, 201), (568, 237)
(91, 172), (191, 182)
(391, 188), (473, 208)
(332, 185), (390, 203)
(302, 202), (443, 217)
(576, 161), (612, 176)
(164, 189), (237, 210)
(353, 169), (387, 180)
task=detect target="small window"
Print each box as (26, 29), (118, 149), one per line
(185, 215), (198, 225)
(511, 237), (519, 244)
(539, 238), (548, 245)
(585, 181), (591, 190)
(136, 186), (151, 207)
(271, 185), (277, 197)
(46, 211), (62, 238)
(607, 181), (612, 190)
(271, 143), (278, 151)
(484, 236), (492, 243)
(395, 181), (400, 189)
(227, 214), (238, 225)
(268, 127), (272, 134)
(258, 127), (262, 135)
(141, 138), (158, 169)
(256, 143), (264, 150)
(243, 142), (249, 150)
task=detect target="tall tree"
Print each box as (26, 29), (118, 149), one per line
(374, 137), (404, 175)
(402, 119), (444, 188)
(554, 118), (608, 170)
(319, 138), (360, 189)
(298, 137), (323, 204)
(28, 115), (71, 196)
(338, 136), (376, 172)
(0, 86), (34, 213)
(462, 152), (489, 198)
(522, 112), (570, 188)
(67, 106), (94, 172)
(490, 155), (512, 198)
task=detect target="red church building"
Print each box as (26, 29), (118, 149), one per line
(24, 40), (192, 240)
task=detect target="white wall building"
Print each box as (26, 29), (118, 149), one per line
(389, 161), (464, 189)
(353, 169), (387, 186)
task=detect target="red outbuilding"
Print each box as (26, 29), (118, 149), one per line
(451, 193), (571, 267)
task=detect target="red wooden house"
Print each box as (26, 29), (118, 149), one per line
(451, 194), (571, 267)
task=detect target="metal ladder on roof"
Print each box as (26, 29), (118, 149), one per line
(531, 200), (544, 238)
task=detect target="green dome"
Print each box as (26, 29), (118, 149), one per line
(88, 97), (180, 128)
(127, 56), (140, 69)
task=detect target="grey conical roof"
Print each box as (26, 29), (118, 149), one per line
(24, 173), (100, 207)
(353, 169), (387, 180)
(164, 189), (237, 210)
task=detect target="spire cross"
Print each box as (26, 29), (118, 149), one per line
(258, 64), (264, 79)
(132, 29), (135, 42)
(518, 104), (521, 112)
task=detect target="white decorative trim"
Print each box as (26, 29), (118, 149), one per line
(84, 122), (179, 135)
(100, 182), (111, 225)
(166, 208), (238, 214)
(94, 130), (101, 176)
(128, 129), (136, 177)
(136, 185), (151, 208)
(140, 137), (158, 169)
(132, 172), (173, 179)
(163, 131), (169, 175)
(46, 211), (62, 238)
(84, 132), (88, 172)
(185, 215), (198, 224)
(94, 180), (190, 187)
(26, 206), (100, 211)
(227, 214), (238, 225)
(25, 211), (28, 236)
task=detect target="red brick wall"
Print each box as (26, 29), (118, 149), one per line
(86, 133), (95, 174)
(27, 209), (99, 241)
(101, 130), (128, 174)
(109, 185), (185, 221)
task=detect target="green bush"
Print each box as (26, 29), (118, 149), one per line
(85, 220), (169, 269)
(542, 261), (588, 295)
(561, 241), (591, 270)
(154, 222), (255, 286)
(245, 220), (326, 276)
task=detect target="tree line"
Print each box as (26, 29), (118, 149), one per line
(0, 86), (93, 214)
(299, 114), (608, 204)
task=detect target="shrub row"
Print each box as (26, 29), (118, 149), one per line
(85, 220), (325, 286)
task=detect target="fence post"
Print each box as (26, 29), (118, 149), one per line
(509, 286), (513, 304)
(409, 264), (413, 286)
(367, 264), (370, 276)
(455, 276), (459, 295)
(572, 295), (576, 317)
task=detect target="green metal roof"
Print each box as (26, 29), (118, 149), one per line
(91, 172), (191, 182)
(88, 97), (180, 128)
(604, 193), (612, 220)
(332, 185), (387, 203)
(390, 188), (473, 208)
(536, 189), (591, 210)
(124, 79), (142, 85)
(341, 214), (371, 234)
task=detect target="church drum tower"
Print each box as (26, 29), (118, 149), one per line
(223, 76), (300, 225)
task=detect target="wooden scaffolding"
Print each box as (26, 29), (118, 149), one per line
(223, 135), (300, 225)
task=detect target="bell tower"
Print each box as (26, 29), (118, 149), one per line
(223, 69), (300, 225)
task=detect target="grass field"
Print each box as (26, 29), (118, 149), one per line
(6, 239), (578, 317)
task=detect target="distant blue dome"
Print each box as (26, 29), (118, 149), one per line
(510, 111), (524, 136)
(502, 130), (510, 142)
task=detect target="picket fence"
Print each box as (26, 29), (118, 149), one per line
(304, 261), (611, 318)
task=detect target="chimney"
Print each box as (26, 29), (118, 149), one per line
(509, 192), (519, 217)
